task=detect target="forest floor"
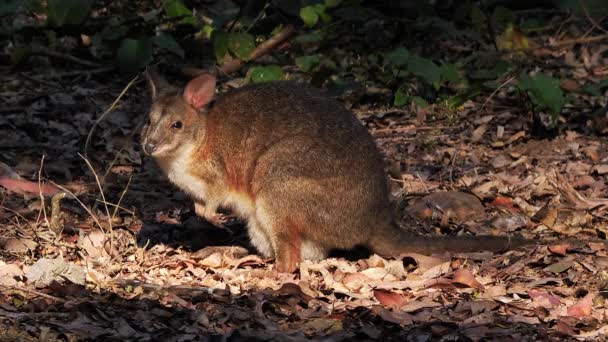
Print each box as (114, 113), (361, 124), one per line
(2, 13), (608, 342)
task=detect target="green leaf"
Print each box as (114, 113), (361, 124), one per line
(314, 4), (331, 24)
(213, 31), (229, 60)
(300, 6), (319, 27)
(440, 63), (461, 84)
(518, 73), (565, 116)
(227, 32), (255, 60)
(164, 0), (196, 25)
(249, 65), (285, 83)
(407, 55), (441, 84)
(411, 96), (429, 108)
(383, 47), (409, 66)
(151, 34), (184, 58)
(200, 25), (214, 40)
(394, 88), (408, 107)
(47, 0), (95, 27)
(295, 55), (321, 72)
(116, 38), (153, 73)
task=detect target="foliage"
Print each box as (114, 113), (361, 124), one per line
(2, 0), (605, 126)
(248, 65), (285, 83)
(518, 73), (565, 122)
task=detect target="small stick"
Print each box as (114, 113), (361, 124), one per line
(37, 156), (50, 229)
(79, 154), (114, 252)
(2, 285), (66, 303)
(480, 75), (515, 111)
(84, 74), (139, 161)
(30, 46), (102, 68)
(48, 180), (105, 233)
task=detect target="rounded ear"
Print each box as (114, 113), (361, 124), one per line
(183, 74), (217, 110)
(144, 66), (172, 100)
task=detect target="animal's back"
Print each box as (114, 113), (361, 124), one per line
(203, 82), (395, 263)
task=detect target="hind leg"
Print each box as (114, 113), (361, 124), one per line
(253, 199), (329, 273)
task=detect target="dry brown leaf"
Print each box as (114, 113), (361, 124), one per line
(373, 289), (409, 310)
(548, 244), (569, 256)
(452, 269), (485, 290)
(528, 289), (561, 308)
(566, 293), (595, 318)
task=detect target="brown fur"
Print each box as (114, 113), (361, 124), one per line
(141, 74), (555, 273)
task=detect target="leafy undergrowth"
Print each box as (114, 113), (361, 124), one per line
(1, 72), (607, 340)
(2, 4), (608, 341)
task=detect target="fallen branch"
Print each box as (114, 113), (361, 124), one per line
(182, 24), (297, 78)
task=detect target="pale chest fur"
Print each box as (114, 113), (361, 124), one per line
(163, 144), (256, 219)
(165, 144), (209, 202)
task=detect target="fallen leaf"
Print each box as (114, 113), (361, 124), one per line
(405, 191), (485, 222)
(1, 238), (38, 253)
(373, 289), (409, 310)
(567, 293), (595, 318)
(0, 177), (60, 196)
(26, 258), (86, 286)
(452, 268), (485, 290)
(544, 259), (574, 274)
(528, 289), (561, 307)
(548, 244), (569, 256)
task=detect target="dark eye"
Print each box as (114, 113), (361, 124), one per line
(171, 121), (183, 129)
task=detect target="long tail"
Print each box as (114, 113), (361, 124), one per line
(369, 226), (535, 256)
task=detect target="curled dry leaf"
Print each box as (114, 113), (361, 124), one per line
(342, 273), (371, 291)
(548, 244), (569, 256)
(373, 289), (409, 310)
(452, 268), (485, 290)
(566, 293), (595, 318)
(489, 196), (520, 212)
(405, 191), (485, 223)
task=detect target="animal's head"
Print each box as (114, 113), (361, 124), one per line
(141, 69), (216, 158)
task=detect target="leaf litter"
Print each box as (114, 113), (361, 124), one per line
(2, 14), (608, 342)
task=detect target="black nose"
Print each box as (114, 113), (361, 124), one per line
(143, 142), (157, 155)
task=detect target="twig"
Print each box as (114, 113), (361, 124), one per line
(182, 24), (297, 77)
(45, 67), (115, 79)
(111, 175), (132, 221)
(84, 73), (139, 161)
(48, 180), (105, 233)
(579, 0), (608, 34)
(102, 120), (144, 182)
(79, 154), (114, 253)
(3, 285), (66, 303)
(18, 72), (62, 89)
(220, 24), (296, 75)
(30, 46), (102, 68)
(37, 156), (50, 230)
(550, 33), (608, 47)
(480, 75), (515, 111)
(95, 199), (135, 216)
